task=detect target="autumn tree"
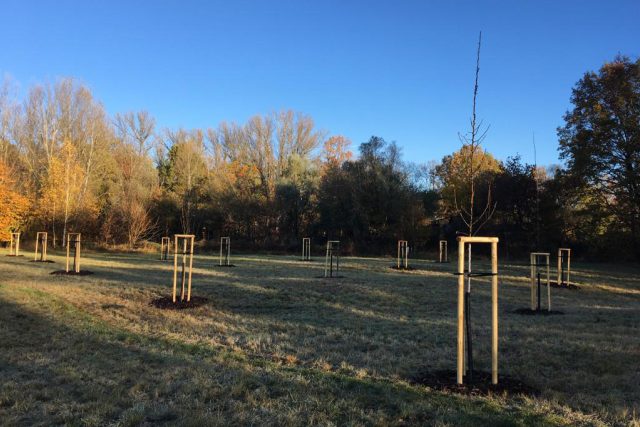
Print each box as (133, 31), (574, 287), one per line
(15, 79), (111, 244)
(322, 135), (353, 170)
(275, 154), (321, 243)
(50, 139), (86, 244)
(0, 79), (20, 167)
(207, 111), (324, 244)
(112, 111), (158, 247)
(160, 129), (208, 234)
(0, 161), (29, 241)
(317, 137), (424, 252)
(558, 56), (640, 259)
(491, 156), (540, 254)
(435, 145), (501, 220)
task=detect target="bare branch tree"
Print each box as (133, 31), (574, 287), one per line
(455, 31), (497, 236)
(115, 111), (156, 155)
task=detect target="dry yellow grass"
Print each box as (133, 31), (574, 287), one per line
(0, 249), (638, 426)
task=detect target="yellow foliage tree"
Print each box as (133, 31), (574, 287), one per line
(38, 139), (86, 244)
(436, 145), (501, 221)
(0, 161), (30, 241)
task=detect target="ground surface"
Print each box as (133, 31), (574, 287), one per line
(0, 249), (638, 426)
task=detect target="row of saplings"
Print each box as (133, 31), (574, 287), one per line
(160, 233), (574, 393)
(6, 231), (87, 275)
(6, 230), (575, 393)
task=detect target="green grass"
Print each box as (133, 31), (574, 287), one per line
(0, 248), (638, 426)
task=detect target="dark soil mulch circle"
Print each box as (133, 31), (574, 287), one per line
(314, 275), (346, 279)
(550, 281), (580, 290)
(513, 308), (564, 315)
(5, 254), (25, 257)
(150, 295), (209, 310)
(215, 264), (236, 268)
(409, 369), (539, 396)
(50, 270), (94, 276)
(389, 265), (418, 271)
(30, 260), (55, 263)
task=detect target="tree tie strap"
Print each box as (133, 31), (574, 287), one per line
(453, 272), (497, 277)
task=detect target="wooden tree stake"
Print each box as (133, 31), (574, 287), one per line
(65, 233), (81, 273)
(172, 234), (195, 303)
(302, 237), (311, 261)
(530, 252), (551, 311)
(557, 248), (571, 286)
(9, 232), (21, 256)
(34, 232), (48, 261)
(160, 237), (171, 261)
(456, 236), (499, 385)
(439, 240), (448, 262)
(397, 240), (408, 269)
(219, 237), (231, 266)
(324, 240), (340, 277)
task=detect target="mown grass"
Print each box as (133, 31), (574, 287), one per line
(0, 248), (638, 426)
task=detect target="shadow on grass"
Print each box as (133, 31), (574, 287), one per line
(11, 252), (640, 424)
(0, 291), (559, 426)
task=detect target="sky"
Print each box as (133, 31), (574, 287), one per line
(1, 0), (639, 167)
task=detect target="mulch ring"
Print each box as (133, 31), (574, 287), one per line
(409, 369), (539, 397)
(214, 264), (236, 268)
(50, 270), (94, 276)
(314, 275), (346, 279)
(151, 295), (209, 310)
(5, 255), (25, 257)
(513, 308), (564, 316)
(549, 281), (580, 290)
(30, 259), (55, 263)
(389, 265), (418, 271)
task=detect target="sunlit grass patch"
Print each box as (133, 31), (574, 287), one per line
(0, 249), (638, 425)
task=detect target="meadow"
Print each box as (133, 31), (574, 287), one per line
(0, 247), (638, 426)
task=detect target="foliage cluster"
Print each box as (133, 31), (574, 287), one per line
(0, 56), (638, 259)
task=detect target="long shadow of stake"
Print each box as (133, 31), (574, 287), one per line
(0, 292), (529, 424)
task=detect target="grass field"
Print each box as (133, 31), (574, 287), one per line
(1, 247), (639, 426)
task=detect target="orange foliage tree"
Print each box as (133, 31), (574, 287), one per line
(0, 161), (30, 241)
(322, 135), (353, 171)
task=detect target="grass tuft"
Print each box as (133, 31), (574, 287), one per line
(0, 250), (638, 425)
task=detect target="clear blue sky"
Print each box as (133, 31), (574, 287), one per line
(1, 0), (639, 166)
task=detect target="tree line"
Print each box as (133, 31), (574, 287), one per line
(0, 56), (638, 260)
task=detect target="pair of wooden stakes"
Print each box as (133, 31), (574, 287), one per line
(162, 236), (232, 303)
(455, 236), (500, 385)
(456, 242), (572, 385)
(7, 232), (21, 256)
(156, 234), (567, 386)
(311, 238), (448, 276)
(391, 237), (490, 385)
(528, 248), (572, 311)
(8, 231), (82, 273)
(316, 236), (498, 386)
(394, 240), (449, 268)
(300, 238), (342, 278)
(37, 232), (82, 273)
